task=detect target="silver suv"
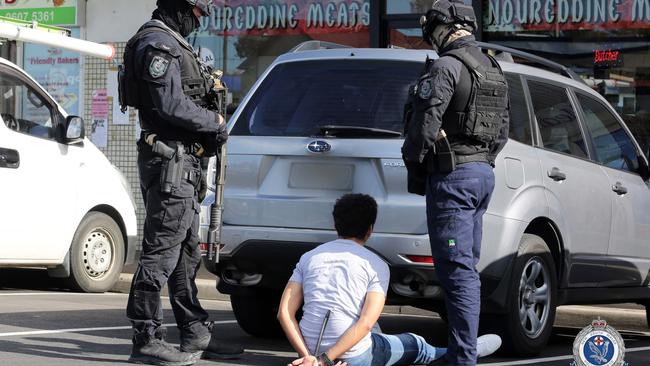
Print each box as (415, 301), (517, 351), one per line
(200, 41), (650, 355)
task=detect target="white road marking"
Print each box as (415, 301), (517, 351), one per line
(479, 346), (650, 365)
(0, 320), (237, 338)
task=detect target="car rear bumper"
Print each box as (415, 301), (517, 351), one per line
(200, 224), (517, 312)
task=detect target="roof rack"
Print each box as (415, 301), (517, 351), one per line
(476, 41), (584, 83)
(290, 40), (351, 53)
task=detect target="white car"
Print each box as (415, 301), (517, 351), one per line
(0, 57), (137, 292)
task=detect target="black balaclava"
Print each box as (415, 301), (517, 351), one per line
(152, 0), (199, 37)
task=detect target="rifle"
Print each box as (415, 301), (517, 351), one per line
(204, 70), (228, 264)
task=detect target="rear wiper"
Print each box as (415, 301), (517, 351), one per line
(313, 125), (402, 138)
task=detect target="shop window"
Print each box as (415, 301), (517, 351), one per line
(388, 27), (429, 49)
(192, 1), (371, 108)
(527, 80), (587, 159)
(504, 73), (532, 145)
(578, 94), (640, 173)
(387, 0), (473, 14)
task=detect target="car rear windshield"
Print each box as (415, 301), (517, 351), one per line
(231, 59), (423, 137)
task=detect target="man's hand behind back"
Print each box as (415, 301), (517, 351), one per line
(288, 355), (347, 366)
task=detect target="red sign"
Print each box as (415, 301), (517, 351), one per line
(198, 0), (370, 37)
(594, 49), (622, 66)
(485, 0), (650, 33)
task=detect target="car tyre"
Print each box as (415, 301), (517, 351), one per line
(645, 302), (650, 329)
(67, 212), (125, 293)
(488, 234), (557, 356)
(231, 290), (285, 338)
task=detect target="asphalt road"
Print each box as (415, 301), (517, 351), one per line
(1, 269), (649, 366)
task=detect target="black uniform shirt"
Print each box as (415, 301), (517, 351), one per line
(404, 36), (509, 165)
(133, 23), (221, 141)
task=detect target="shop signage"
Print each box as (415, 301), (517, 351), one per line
(198, 0), (370, 35)
(485, 0), (650, 32)
(594, 48), (623, 67)
(0, 0), (78, 26)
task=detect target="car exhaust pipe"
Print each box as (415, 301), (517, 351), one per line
(221, 265), (263, 286)
(392, 272), (442, 299)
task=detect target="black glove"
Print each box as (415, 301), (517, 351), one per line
(199, 114), (228, 158)
(215, 117), (228, 146)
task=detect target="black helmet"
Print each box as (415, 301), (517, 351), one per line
(420, 0), (477, 45)
(186, 0), (212, 16)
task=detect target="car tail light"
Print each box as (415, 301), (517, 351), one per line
(405, 255), (434, 265)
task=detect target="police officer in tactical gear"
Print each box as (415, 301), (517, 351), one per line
(402, 1), (509, 365)
(121, 0), (243, 364)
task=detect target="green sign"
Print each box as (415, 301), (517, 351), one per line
(0, 0), (77, 25)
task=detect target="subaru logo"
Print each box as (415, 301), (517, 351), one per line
(307, 140), (331, 153)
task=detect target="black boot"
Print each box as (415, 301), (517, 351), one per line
(180, 321), (244, 360)
(129, 328), (196, 366)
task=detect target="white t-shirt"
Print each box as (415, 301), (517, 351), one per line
(289, 239), (390, 359)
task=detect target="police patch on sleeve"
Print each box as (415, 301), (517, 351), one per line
(418, 78), (433, 99)
(149, 55), (170, 79)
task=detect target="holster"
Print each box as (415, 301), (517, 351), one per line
(405, 160), (427, 196)
(427, 139), (456, 174)
(153, 140), (184, 194)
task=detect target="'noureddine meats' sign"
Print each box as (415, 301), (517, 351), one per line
(486, 0), (650, 32)
(197, 0), (370, 36)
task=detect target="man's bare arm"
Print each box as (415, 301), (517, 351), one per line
(278, 281), (311, 357)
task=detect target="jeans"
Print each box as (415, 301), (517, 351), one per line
(426, 162), (495, 366)
(340, 333), (446, 366)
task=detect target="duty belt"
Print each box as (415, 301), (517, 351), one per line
(425, 151), (489, 173)
(140, 132), (204, 157)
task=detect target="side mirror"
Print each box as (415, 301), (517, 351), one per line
(65, 115), (85, 144)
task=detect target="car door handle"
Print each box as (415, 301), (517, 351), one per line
(0, 147), (20, 169)
(547, 167), (566, 181)
(612, 182), (628, 195)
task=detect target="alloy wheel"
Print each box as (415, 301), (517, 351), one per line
(518, 256), (551, 338)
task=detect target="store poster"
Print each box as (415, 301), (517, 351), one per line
(23, 27), (81, 119)
(0, 0), (78, 26)
(90, 118), (108, 149)
(91, 89), (109, 118)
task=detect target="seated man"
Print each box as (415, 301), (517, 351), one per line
(278, 194), (501, 366)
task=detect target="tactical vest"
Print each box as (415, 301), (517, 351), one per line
(440, 47), (508, 145)
(119, 20), (212, 112)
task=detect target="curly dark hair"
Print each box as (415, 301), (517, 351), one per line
(332, 194), (378, 240)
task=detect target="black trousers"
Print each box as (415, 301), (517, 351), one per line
(127, 147), (208, 337)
